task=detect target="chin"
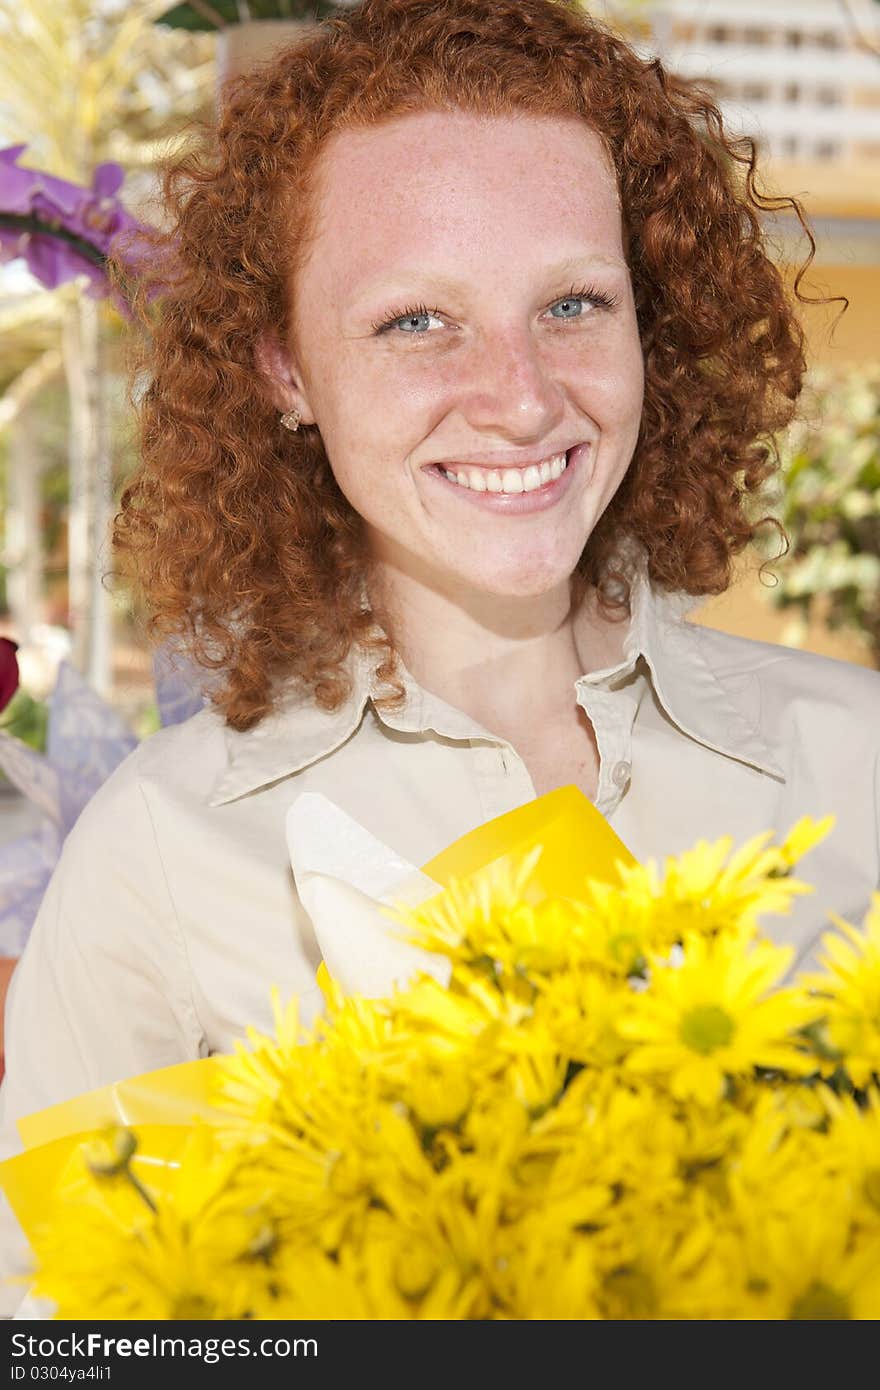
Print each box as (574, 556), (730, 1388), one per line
(468, 562), (576, 600)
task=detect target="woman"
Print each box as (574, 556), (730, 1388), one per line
(1, 0), (878, 1311)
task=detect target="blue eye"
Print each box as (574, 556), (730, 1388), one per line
(397, 312), (435, 333)
(550, 296), (586, 319)
(373, 304), (443, 335)
(548, 286), (617, 319)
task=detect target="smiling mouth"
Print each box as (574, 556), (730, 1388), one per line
(433, 450), (569, 495)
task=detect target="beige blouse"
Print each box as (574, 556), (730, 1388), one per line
(1, 563), (878, 1313)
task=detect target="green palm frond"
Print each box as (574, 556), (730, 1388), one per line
(156, 1), (339, 31)
(0, 0), (215, 180)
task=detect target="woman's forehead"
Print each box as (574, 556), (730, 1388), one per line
(310, 108), (619, 206)
(298, 109), (625, 287)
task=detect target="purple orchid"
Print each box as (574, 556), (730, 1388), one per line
(0, 641), (18, 714)
(0, 146), (150, 300)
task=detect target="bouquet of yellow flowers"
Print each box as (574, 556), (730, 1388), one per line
(3, 790), (880, 1319)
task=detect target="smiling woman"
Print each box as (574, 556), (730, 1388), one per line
(112, 0), (812, 737)
(1, 0), (879, 1318)
(253, 109), (645, 686)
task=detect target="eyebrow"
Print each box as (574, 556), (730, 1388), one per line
(354, 254), (629, 302)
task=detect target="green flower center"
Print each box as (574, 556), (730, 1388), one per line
(608, 930), (643, 971)
(601, 1265), (658, 1319)
(394, 1243), (439, 1300)
(789, 1282), (851, 1320)
(679, 1005), (735, 1055)
(864, 1168), (880, 1212)
(170, 1294), (215, 1320)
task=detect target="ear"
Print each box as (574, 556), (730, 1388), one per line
(253, 331), (317, 424)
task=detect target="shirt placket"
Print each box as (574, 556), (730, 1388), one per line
(575, 677), (640, 818)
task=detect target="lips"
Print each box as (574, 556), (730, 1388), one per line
(425, 442), (589, 513)
(428, 445), (580, 474)
(436, 451), (568, 495)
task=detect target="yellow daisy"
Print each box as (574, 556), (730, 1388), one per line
(818, 1087), (880, 1233)
(803, 895), (880, 1088)
(593, 1210), (738, 1320)
(736, 1205), (880, 1319)
(390, 848), (547, 967)
(618, 934), (819, 1105)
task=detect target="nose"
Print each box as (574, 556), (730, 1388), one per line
(457, 324), (564, 443)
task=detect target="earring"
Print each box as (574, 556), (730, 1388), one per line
(280, 407), (301, 432)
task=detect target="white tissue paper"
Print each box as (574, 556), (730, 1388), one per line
(286, 792), (451, 998)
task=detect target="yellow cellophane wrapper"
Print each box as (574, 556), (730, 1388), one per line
(0, 785), (634, 1247)
(423, 783), (634, 896)
(1, 1061), (232, 1238)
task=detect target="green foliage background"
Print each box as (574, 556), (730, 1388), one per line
(759, 365), (880, 666)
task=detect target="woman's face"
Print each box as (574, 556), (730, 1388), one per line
(284, 109), (644, 602)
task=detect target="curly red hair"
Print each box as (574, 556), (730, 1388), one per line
(113, 0), (814, 731)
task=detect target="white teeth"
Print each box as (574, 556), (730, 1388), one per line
(501, 468), (524, 493)
(439, 451), (568, 494)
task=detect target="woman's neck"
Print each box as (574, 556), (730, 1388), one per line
(368, 563), (627, 734)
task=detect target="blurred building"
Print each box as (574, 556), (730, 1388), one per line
(631, 0), (880, 368)
(647, 0), (880, 164)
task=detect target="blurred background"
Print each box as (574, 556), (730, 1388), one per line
(0, 0), (878, 814)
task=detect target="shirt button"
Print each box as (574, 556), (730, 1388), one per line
(611, 759), (631, 789)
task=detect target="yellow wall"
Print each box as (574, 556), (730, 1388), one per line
(692, 570), (875, 668)
(796, 265), (880, 370)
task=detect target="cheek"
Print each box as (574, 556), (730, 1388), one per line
(584, 353), (644, 437)
(321, 424), (412, 521)
(364, 349), (460, 420)
(318, 346), (444, 442)
(572, 330), (642, 403)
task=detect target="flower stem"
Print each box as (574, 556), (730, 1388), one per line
(0, 213), (107, 271)
(125, 1168), (158, 1214)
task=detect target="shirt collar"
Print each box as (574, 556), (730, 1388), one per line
(573, 550), (784, 780)
(209, 543), (783, 807)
